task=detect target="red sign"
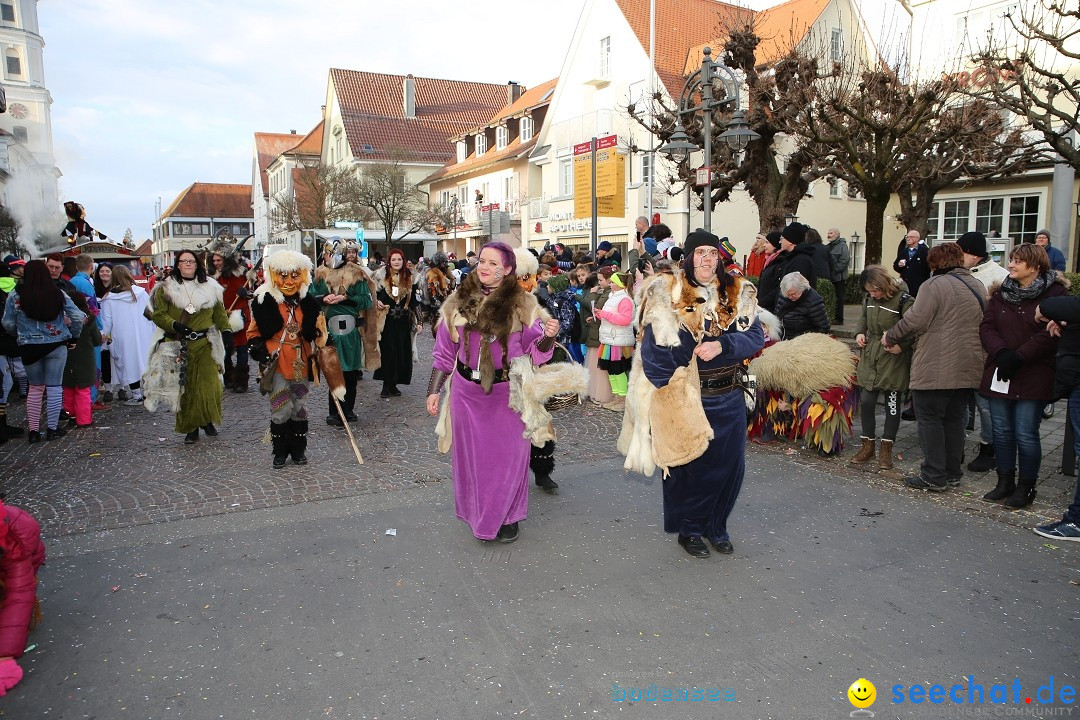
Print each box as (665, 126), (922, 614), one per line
(573, 141), (593, 156)
(480, 203), (500, 211)
(573, 134), (618, 156)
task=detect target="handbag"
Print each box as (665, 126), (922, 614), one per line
(258, 352), (279, 396)
(650, 351), (714, 474)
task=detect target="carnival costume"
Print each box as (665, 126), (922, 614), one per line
(430, 269), (582, 540)
(312, 245), (377, 423)
(248, 251), (324, 469)
(208, 241), (252, 393)
(618, 231), (764, 555)
(143, 272), (230, 439)
(60, 200), (106, 242)
(423, 252), (455, 336)
(372, 254), (418, 397)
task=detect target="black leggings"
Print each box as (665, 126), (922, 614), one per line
(860, 388), (902, 441)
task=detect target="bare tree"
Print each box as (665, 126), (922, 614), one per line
(0, 204), (22, 257)
(269, 161), (370, 235)
(355, 147), (439, 256)
(627, 18), (833, 232)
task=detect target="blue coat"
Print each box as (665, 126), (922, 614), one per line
(1, 290), (84, 346)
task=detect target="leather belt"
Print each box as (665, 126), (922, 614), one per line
(457, 360), (508, 384)
(167, 329), (208, 341)
(699, 365), (739, 396)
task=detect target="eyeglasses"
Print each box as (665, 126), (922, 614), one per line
(177, 260), (197, 265)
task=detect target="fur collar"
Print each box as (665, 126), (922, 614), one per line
(374, 266), (414, 297)
(315, 262), (371, 295)
(439, 271), (547, 392)
(637, 270), (759, 346)
(159, 276), (223, 313)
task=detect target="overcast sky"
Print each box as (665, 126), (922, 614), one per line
(39, 0), (900, 241)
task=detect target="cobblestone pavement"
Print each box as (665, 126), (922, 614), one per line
(1, 326), (1073, 537)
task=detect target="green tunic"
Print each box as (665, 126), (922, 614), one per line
(311, 270), (373, 372)
(151, 283), (231, 433)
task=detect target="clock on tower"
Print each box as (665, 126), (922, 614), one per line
(9, 103), (27, 119)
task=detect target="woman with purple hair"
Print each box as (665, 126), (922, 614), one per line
(426, 242), (560, 543)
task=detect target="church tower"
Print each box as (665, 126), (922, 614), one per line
(0, 0), (61, 241)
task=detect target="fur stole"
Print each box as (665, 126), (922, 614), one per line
(426, 267), (453, 300)
(315, 262), (372, 295)
(438, 272), (547, 393)
(373, 266), (414, 307)
(251, 292), (321, 343)
(158, 276), (223, 313)
(749, 332), (855, 397)
(312, 261), (382, 371)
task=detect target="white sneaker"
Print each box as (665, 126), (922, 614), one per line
(125, 394), (144, 406)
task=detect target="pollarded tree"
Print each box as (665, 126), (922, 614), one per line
(270, 160), (371, 234)
(354, 147), (439, 257)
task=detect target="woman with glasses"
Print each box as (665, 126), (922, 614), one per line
(143, 251), (231, 444)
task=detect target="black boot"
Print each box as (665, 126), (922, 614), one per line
(967, 443), (995, 472)
(530, 440), (558, 494)
(233, 364), (249, 393)
(982, 469), (1015, 502)
(271, 421), (290, 469)
(290, 419), (308, 465)
(1004, 477), (1037, 509)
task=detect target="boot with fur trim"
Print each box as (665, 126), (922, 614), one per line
(271, 421), (290, 469)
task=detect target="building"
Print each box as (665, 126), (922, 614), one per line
(0, 0), (60, 241)
(319, 69), (509, 257)
(523, 0), (875, 268)
(252, 131), (311, 251)
(423, 79), (558, 256)
(262, 121), (324, 244)
(151, 183), (253, 266)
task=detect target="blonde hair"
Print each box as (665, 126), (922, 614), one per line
(110, 264), (137, 301)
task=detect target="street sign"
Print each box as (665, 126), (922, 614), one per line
(334, 220), (359, 229)
(301, 230), (315, 248)
(695, 166), (711, 187)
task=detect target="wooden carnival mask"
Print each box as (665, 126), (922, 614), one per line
(272, 267), (309, 296)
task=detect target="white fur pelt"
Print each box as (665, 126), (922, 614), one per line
(617, 350), (657, 476)
(508, 355), (588, 446)
(756, 309), (782, 342)
(749, 332), (855, 397)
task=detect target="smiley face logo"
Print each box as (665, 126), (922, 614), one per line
(847, 678), (876, 709)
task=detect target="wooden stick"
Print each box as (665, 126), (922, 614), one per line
(332, 394), (364, 465)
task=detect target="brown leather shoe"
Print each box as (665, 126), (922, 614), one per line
(848, 437), (875, 465)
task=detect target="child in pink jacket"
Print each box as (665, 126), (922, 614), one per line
(0, 498), (45, 694)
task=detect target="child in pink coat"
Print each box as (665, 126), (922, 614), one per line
(0, 498), (45, 694)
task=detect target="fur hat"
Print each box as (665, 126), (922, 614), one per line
(514, 247), (539, 278)
(957, 231), (987, 258)
(781, 223), (807, 245)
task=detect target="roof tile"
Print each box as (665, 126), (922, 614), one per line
(160, 183), (253, 221)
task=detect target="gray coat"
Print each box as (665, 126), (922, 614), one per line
(828, 238), (850, 281)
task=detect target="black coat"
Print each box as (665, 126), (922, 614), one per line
(776, 287), (831, 339)
(1023, 294), (1078, 400)
(779, 243), (819, 289)
(757, 257), (786, 313)
(893, 240), (931, 296)
(809, 242), (832, 284)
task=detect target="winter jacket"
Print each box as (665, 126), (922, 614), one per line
(63, 319), (102, 388)
(827, 238), (850, 281)
(885, 268), (986, 391)
(776, 287), (830, 339)
(978, 273), (1067, 402)
(578, 287), (607, 348)
(745, 249), (768, 278)
(1043, 243), (1066, 272)
(778, 243), (819, 289)
(855, 290), (915, 391)
(0, 501), (45, 658)
(893, 240), (931, 296)
(1, 289), (85, 346)
(545, 287), (579, 346)
(969, 257), (1008, 293)
(808, 242), (832, 284)
(1038, 295), (1080, 400)
(756, 253), (785, 312)
(597, 249), (622, 270)
(596, 288), (635, 346)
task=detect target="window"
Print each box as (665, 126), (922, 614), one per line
(1, 4), (13, 22)
(975, 198), (1004, 236)
(927, 202), (940, 241)
(641, 153), (653, 187)
(5, 53), (20, 76)
(456, 141), (467, 162)
(942, 200), (970, 239)
(12, 126), (26, 143)
(830, 29), (842, 62)
(599, 36), (611, 78)
(519, 116), (533, 143)
(496, 125), (509, 150)
(1008, 195), (1039, 243)
(476, 132), (487, 156)
(559, 159), (573, 196)
(503, 173), (518, 205)
(829, 178), (841, 198)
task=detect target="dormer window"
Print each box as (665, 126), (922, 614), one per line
(456, 141), (467, 163)
(496, 126), (509, 150)
(520, 117), (534, 143)
(476, 133), (487, 156)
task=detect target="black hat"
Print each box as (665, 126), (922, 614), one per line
(765, 231), (783, 250)
(781, 222), (807, 245)
(684, 229), (721, 257)
(957, 231), (987, 258)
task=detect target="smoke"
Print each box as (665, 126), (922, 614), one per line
(3, 160), (64, 257)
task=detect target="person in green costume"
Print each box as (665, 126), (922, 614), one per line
(312, 241), (375, 425)
(143, 250), (231, 444)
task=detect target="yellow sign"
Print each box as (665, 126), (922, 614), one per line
(574, 149), (626, 218)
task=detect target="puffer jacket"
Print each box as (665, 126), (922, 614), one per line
(596, 288), (635, 346)
(855, 290), (915, 391)
(1, 289), (85, 346)
(0, 501), (45, 658)
(884, 268), (986, 390)
(775, 287), (830, 339)
(978, 272), (1067, 402)
(1039, 295), (1080, 400)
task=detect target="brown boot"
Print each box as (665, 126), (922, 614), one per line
(848, 437), (875, 465)
(877, 439), (895, 470)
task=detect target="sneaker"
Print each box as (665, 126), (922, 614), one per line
(124, 396), (143, 406)
(1032, 520), (1080, 542)
(1042, 402), (1055, 420)
(90, 401), (111, 412)
(904, 475), (948, 492)
(947, 475), (963, 488)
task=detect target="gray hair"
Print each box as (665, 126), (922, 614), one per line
(636, 215), (649, 225)
(780, 271), (811, 296)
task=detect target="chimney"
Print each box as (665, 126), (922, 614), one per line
(403, 74), (416, 119)
(507, 81), (523, 105)
(290, 129), (297, 134)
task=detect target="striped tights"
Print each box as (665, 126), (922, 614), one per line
(26, 385), (63, 431)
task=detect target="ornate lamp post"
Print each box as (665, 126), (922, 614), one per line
(659, 46), (759, 233)
(850, 231), (861, 273)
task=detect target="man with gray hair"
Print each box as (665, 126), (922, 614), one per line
(826, 228), (850, 324)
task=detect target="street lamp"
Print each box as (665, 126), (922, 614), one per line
(851, 231), (861, 273)
(784, 213), (799, 226)
(659, 46), (759, 233)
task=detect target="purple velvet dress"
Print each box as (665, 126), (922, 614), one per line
(433, 320), (553, 540)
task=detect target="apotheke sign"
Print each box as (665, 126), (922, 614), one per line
(545, 212), (593, 233)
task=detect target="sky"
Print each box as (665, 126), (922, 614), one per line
(38, 0), (902, 242)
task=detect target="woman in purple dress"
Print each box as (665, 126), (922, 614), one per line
(426, 242), (560, 543)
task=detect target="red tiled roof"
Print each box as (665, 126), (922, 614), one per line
(160, 183), (253, 221)
(488, 78), (559, 126)
(329, 69), (508, 164)
(286, 120), (324, 157)
(254, 132), (303, 197)
(133, 239), (153, 256)
(684, 0), (829, 72)
(616, 0), (750, 97)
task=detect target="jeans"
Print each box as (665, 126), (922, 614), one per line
(912, 388), (971, 485)
(859, 388), (901, 441)
(1066, 389), (1080, 523)
(24, 345), (68, 386)
(988, 396), (1044, 480)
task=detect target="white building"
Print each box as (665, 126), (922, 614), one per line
(151, 183), (253, 267)
(0, 0), (60, 241)
(252, 131), (310, 252)
(525, 0), (875, 268)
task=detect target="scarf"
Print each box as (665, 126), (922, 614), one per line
(999, 270), (1055, 305)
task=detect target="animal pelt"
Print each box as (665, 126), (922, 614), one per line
(315, 262), (382, 372)
(315, 262), (371, 296)
(757, 309), (782, 342)
(438, 272), (549, 393)
(426, 266), (453, 302)
(141, 330), (226, 414)
(635, 270), (759, 347)
(508, 355), (588, 446)
(157, 276), (223, 314)
(648, 358), (713, 477)
(317, 346), (347, 401)
(749, 332), (856, 398)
